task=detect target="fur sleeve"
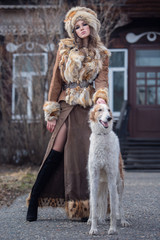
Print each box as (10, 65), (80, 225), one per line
(93, 54), (109, 104)
(43, 101), (60, 121)
(48, 49), (62, 102)
(43, 47), (62, 121)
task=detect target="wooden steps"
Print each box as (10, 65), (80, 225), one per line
(120, 138), (160, 170)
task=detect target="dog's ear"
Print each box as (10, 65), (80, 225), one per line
(89, 108), (96, 122)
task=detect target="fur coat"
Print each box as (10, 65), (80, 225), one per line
(43, 38), (110, 122)
(27, 38), (111, 219)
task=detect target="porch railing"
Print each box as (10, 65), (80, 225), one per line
(114, 100), (130, 154)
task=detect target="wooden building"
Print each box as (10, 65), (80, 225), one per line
(108, 0), (160, 169)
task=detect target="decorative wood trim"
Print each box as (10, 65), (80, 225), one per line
(6, 42), (54, 53)
(126, 32), (160, 43)
(0, 24), (57, 36)
(0, 5), (58, 9)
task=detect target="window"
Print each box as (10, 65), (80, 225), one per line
(136, 50), (160, 67)
(109, 49), (128, 118)
(12, 53), (48, 121)
(135, 50), (160, 106)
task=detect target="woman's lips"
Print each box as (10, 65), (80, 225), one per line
(81, 31), (86, 35)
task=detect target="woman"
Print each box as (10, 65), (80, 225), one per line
(26, 6), (110, 222)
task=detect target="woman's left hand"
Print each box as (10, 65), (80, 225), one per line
(96, 98), (106, 104)
(47, 119), (57, 133)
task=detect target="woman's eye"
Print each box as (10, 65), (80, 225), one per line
(75, 26), (80, 30)
(83, 23), (88, 26)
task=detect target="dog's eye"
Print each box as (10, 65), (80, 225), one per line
(98, 108), (102, 112)
(108, 109), (111, 112)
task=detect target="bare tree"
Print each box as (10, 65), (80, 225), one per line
(78, 0), (129, 46)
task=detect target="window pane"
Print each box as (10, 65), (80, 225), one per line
(136, 50), (160, 66)
(137, 87), (145, 105)
(147, 72), (156, 78)
(157, 72), (160, 78)
(109, 52), (124, 67)
(147, 80), (156, 86)
(137, 79), (145, 85)
(113, 71), (124, 111)
(15, 87), (27, 115)
(136, 72), (145, 78)
(157, 87), (160, 104)
(158, 80), (160, 85)
(15, 55), (45, 73)
(147, 87), (156, 105)
(14, 77), (28, 87)
(32, 76), (44, 117)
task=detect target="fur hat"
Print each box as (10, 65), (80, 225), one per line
(64, 6), (101, 38)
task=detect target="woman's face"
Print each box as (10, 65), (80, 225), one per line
(75, 20), (90, 39)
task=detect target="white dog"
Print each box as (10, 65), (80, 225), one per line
(88, 104), (129, 235)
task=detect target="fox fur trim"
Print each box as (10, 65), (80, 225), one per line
(26, 194), (89, 219)
(26, 194), (65, 208)
(65, 85), (95, 108)
(43, 101), (60, 121)
(38, 197), (65, 208)
(64, 6), (101, 39)
(59, 38), (104, 84)
(65, 200), (89, 219)
(93, 88), (109, 104)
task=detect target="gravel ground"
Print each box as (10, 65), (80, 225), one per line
(0, 171), (160, 240)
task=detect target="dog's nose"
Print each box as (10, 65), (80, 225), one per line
(107, 117), (112, 122)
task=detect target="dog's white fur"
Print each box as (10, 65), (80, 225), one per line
(88, 104), (129, 235)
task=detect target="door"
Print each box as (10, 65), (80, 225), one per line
(129, 46), (160, 138)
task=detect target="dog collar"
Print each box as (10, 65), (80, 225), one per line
(96, 132), (108, 136)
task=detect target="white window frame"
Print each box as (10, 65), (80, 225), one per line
(12, 53), (48, 121)
(108, 49), (128, 119)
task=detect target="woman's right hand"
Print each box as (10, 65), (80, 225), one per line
(47, 119), (57, 133)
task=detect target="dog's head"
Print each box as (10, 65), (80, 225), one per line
(89, 104), (113, 134)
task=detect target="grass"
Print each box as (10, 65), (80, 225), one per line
(0, 165), (38, 207)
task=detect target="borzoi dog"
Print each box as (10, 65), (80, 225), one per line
(88, 104), (129, 235)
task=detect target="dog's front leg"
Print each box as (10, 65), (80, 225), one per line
(97, 181), (108, 224)
(89, 170), (100, 235)
(108, 177), (117, 235)
(117, 178), (130, 227)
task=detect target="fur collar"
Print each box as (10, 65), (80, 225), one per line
(59, 38), (110, 84)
